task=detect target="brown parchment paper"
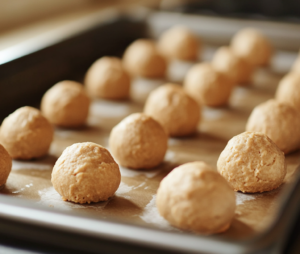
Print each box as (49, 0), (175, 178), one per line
(1, 46), (300, 241)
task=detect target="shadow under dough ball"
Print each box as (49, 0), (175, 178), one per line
(217, 132), (286, 193)
(0, 144), (12, 186)
(0, 106), (53, 160)
(156, 161), (236, 234)
(109, 113), (168, 169)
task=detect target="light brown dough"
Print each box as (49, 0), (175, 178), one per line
(156, 161), (236, 234)
(144, 83), (200, 137)
(0, 106), (53, 159)
(275, 72), (300, 111)
(41, 80), (90, 127)
(212, 46), (253, 85)
(85, 57), (131, 99)
(217, 132), (286, 193)
(231, 28), (272, 66)
(109, 113), (168, 169)
(123, 39), (167, 78)
(51, 142), (121, 204)
(0, 144), (12, 186)
(246, 99), (300, 154)
(184, 63), (234, 107)
(158, 26), (200, 61)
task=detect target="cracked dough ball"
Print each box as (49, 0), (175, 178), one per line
(212, 46), (253, 85)
(158, 26), (200, 61)
(0, 106), (53, 159)
(184, 63), (234, 107)
(275, 72), (300, 111)
(246, 99), (300, 154)
(52, 142), (121, 204)
(144, 83), (200, 137)
(231, 28), (272, 66)
(41, 80), (90, 127)
(0, 144), (12, 186)
(85, 57), (130, 99)
(123, 39), (167, 78)
(156, 161), (236, 234)
(217, 132), (286, 193)
(109, 113), (168, 169)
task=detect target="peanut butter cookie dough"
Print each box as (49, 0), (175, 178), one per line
(217, 132), (286, 193)
(231, 28), (272, 66)
(109, 113), (168, 169)
(246, 99), (300, 154)
(41, 80), (90, 128)
(52, 142), (121, 204)
(156, 161), (236, 234)
(144, 83), (200, 137)
(85, 57), (130, 100)
(123, 39), (167, 78)
(0, 144), (12, 186)
(184, 63), (233, 107)
(0, 106), (53, 160)
(158, 26), (200, 61)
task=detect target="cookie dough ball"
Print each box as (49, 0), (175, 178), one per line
(123, 39), (167, 78)
(52, 142), (120, 204)
(275, 72), (300, 111)
(41, 80), (90, 128)
(217, 132), (286, 193)
(231, 28), (272, 66)
(0, 144), (12, 186)
(144, 83), (200, 137)
(184, 63), (234, 107)
(246, 99), (300, 154)
(212, 46), (253, 85)
(0, 106), (53, 159)
(109, 113), (168, 169)
(158, 26), (200, 61)
(157, 161), (236, 234)
(85, 57), (130, 100)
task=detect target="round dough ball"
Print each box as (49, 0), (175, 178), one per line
(109, 113), (168, 169)
(156, 161), (236, 234)
(144, 83), (200, 137)
(123, 39), (167, 78)
(52, 142), (121, 204)
(231, 28), (272, 66)
(246, 99), (300, 154)
(85, 57), (130, 99)
(158, 26), (200, 61)
(217, 132), (286, 193)
(275, 72), (300, 111)
(184, 63), (234, 107)
(212, 46), (253, 85)
(41, 80), (90, 128)
(0, 144), (12, 186)
(0, 106), (53, 159)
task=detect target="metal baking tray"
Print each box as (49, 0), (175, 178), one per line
(1, 6), (300, 254)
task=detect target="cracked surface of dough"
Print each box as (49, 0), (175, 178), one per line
(0, 106), (53, 159)
(217, 132), (286, 193)
(109, 113), (168, 169)
(52, 142), (120, 204)
(156, 161), (236, 234)
(144, 83), (200, 137)
(246, 99), (300, 154)
(0, 144), (12, 186)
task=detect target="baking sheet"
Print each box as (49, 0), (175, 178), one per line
(1, 45), (300, 241)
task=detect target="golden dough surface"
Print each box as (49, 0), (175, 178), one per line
(109, 113), (168, 169)
(144, 83), (200, 137)
(246, 99), (300, 154)
(217, 132), (286, 193)
(51, 142), (121, 204)
(156, 161), (236, 234)
(0, 144), (12, 186)
(41, 80), (90, 127)
(0, 106), (53, 159)
(85, 57), (130, 100)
